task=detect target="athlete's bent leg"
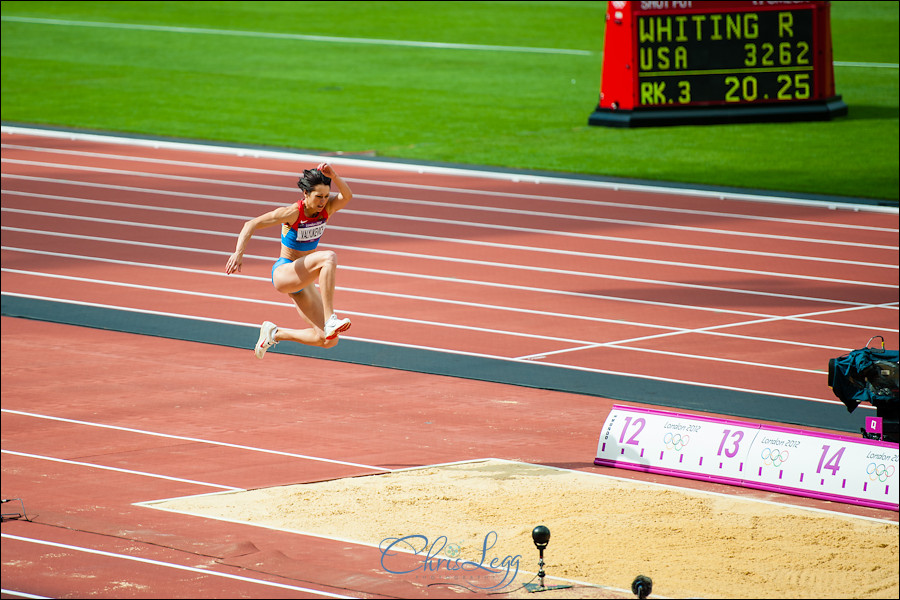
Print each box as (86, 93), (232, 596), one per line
(274, 287), (339, 348)
(308, 251), (351, 337)
(269, 252), (347, 346)
(272, 324), (338, 348)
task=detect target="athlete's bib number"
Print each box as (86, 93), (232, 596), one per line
(297, 222), (326, 242)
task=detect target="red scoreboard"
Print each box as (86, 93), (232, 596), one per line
(589, 1), (848, 127)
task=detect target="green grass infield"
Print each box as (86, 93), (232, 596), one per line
(2, 1), (898, 201)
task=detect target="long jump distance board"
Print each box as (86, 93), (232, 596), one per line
(595, 405), (898, 511)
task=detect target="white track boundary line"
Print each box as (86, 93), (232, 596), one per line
(6, 182), (895, 268)
(6, 15), (900, 70)
(4, 126), (898, 213)
(0, 15), (592, 56)
(4, 159), (897, 250)
(0, 534), (355, 599)
(0, 450), (242, 491)
(0, 409), (387, 472)
(3, 146), (898, 232)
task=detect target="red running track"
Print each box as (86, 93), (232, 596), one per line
(3, 129), (897, 402)
(2, 128), (898, 598)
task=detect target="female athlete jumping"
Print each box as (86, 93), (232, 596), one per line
(225, 163), (353, 358)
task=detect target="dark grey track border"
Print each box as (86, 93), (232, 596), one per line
(2, 294), (866, 435)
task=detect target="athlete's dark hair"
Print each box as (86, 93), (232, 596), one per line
(297, 168), (331, 193)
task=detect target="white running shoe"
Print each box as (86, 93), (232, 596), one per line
(255, 321), (278, 359)
(324, 313), (351, 340)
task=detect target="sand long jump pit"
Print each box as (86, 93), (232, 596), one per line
(140, 459), (898, 599)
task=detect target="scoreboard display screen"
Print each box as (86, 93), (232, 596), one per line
(637, 8), (814, 106)
(589, 1), (847, 127)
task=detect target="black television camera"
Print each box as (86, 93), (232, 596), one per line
(828, 336), (899, 443)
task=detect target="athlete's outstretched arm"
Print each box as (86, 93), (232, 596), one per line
(225, 204), (298, 274)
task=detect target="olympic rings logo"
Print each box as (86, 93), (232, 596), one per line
(664, 432), (690, 451)
(761, 447), (789, 467)
(867, 463), (896, 483)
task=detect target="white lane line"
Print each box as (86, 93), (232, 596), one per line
(0, 589), (51, 599)
(0, 229), (815, 321)
(3, 149), (897, 233)
(6, 244), (896, 348)
(3, 129), (899, 215)
(521, 354), (860, 408)
(4, 189), (896, 282)
(0, 534), (356, 599)
(3, 210), (895, 306)
(342, 208), (899, 250)
(0, 254), (610, 347)
(1, 450), (243, 491)
(331, 225), (898, 284)
(0, 15), (593, 56)
(3, 235), (896, 330)
(0, 409), (388, 473)
(0, 266), (700, 349)
(6, 181), (896, 267)
(520, 340), (823, 375)
(4, 160), (897, 249)
(834, 61), (899, 68)
(1, 247), (861, 354)
(518, 300), (899, 359)
(4, 257), (895, 341)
